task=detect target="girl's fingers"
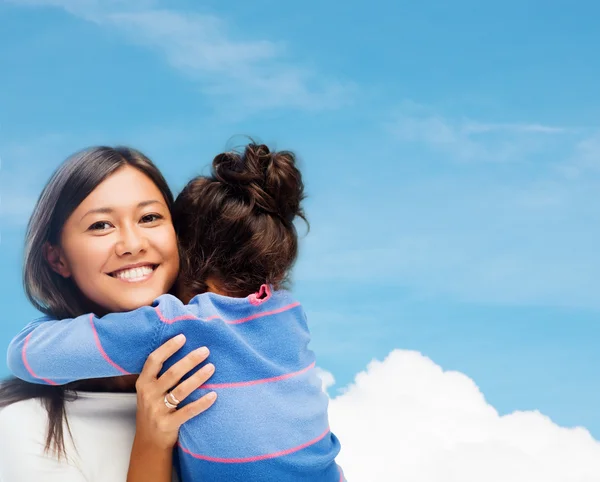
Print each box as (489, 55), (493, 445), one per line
(169, 363), (215, 404)
(158, 346), (210, 392)
(171, 391), (218, 426)
(138, 334), (186, 382)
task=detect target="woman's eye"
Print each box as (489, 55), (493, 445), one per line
(140, 213), (163, 224)
(88, 221), (113, 231)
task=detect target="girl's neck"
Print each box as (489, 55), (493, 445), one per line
(178, 277), (230, 303)
(205, 277), (228, 296)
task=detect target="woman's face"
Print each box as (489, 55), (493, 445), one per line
(50, 166), (179, 314)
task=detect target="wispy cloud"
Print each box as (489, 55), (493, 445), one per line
(559, 132), (600, 178)
(385, 103), (570, 163)
(0, 133), (73, 226)
(292, 105), (600, 309)
(461, 121), (566, 135)
(0, 193), (38, 223)
(8, 0), (354, 114)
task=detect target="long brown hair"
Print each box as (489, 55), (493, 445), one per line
(0, 146), (174, 459)
(173, 142), (308, 297)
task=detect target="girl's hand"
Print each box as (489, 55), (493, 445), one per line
(134, 334), (217, 449)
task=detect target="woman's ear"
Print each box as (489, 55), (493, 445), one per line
(43, 242), (72, 278)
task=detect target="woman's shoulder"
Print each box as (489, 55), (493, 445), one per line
(0, 397), (87, 481)
(0, 397), (55, 461)
(0, 396), (47, 430)
(0, 396), (74, 454)
(0, 391), (143, 482)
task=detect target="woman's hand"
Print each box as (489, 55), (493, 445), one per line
(134, 334), (217, 449)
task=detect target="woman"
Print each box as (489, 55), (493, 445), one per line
(0, 146), (217, 482)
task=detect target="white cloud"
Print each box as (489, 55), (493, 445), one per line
(8, 0), (353, 113)
(320, 350), (600, 481)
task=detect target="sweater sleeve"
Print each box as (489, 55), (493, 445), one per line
(6, 295), (186, 385)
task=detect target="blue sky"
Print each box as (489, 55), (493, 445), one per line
(1, 0), (599, 441)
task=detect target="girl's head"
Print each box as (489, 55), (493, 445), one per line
(24, 146), (179, 319)
(174, 142), (307, 298)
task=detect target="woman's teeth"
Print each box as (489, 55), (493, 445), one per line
(113, 266), (155, 281)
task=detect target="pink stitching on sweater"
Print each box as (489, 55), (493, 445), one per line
(154, 306), (207, 325)
(22, 333), (57, 385)
(226, 302), (301, 325)
(89, 314), (130, 375)
(177, 427), (330, 463)
(155, 301), (301, 325)
(202, 361), (315, 389)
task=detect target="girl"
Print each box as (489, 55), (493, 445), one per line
(7, 143), (344, 481)
(0, 146), (217, 482)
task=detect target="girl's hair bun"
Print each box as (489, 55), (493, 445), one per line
(212, 143), (305, 223)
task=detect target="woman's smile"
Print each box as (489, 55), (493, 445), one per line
(108, 263), (159, 283)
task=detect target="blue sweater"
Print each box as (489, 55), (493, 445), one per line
(7, 286), (344, 482)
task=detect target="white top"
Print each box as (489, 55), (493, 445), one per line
(0, 391), (178, 482)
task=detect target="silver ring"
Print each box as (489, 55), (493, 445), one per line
(167, 391), (181, 405)
(164, 395), (178, 410)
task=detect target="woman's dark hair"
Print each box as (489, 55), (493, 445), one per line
(173, 142), (308, 297)
(0, 146), (174, 459)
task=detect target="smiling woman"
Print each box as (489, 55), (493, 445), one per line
(0, 146), (216, 482)
(44, 165), (179, 315)
(3, 143), (345, 482)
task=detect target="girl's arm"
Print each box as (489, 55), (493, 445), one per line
(6, 294), (184, 385)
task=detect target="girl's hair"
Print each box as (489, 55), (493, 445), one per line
(0, 146), (174, 459)
(173, 142), (307, 297)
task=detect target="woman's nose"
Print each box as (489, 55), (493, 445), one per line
(115, 226), (149, 256)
